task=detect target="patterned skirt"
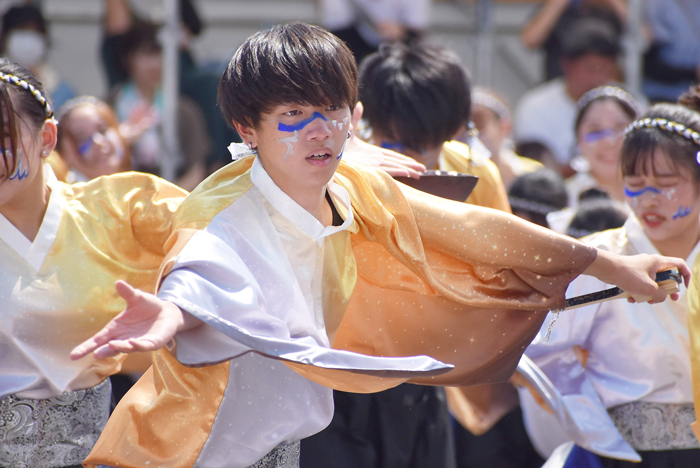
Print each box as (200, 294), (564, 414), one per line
(608, 401), (699, 451)
(247, 441), (301, 468)
(0, 379), (111, 468)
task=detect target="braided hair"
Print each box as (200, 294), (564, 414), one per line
(0, 58), (53, 178)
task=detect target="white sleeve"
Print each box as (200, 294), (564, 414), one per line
(520, 276), (640, 461)
(158, 229), (451, 379)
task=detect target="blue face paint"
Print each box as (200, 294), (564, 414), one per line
(624, 186), (662, 198)
(8, 149), (29, 181)
(78, 134), (97, 156)
(337, 135), (348, 160)
(278, 112), (328, 133)
(380, 141), (405, 152)
(673, 206), (692, 220)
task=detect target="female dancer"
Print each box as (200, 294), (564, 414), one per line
(524, 87), (700, 467)
(567, 86), (641, 206)
(548, 85), (640, 233)
(0, 59), (186, 468)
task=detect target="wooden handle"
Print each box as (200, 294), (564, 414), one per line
(626, 278), (680, 303)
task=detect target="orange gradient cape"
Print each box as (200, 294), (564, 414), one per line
(85, 157), (595, 468)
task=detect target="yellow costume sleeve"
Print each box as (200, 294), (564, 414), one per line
(688, 254), (700, 439)
(63, 172), (188, 293)
(441, 140), (511, 212)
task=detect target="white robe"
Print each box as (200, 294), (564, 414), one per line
(521, 215), (699, 460)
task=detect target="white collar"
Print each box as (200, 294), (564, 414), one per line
(250, 156), (354, 246)
(625, 214), (700, 268)
(0, 165), (66, 271)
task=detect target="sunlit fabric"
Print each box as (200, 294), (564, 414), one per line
(0, 167), (185, 400)
(688, 234), (700, 440)
(522, 215), (699, 460)
(85, 156), (595, 468)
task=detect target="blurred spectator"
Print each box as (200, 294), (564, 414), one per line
(107, 20), (210, 191)
(319, 0), (431, 64)
(102, 0), (239, 173)
(0, 4), (76, 110)
(514, 19), (620, 175)
(55, 96), (130, 183)
(566, 193), (628, 238)
(471, 87), (542, 188)
(521, 0), (625, 80)
(642, 0), (700, 103)
(508, 169), (569, 228)
(566, 85), (640, 206)
(514, 140), (559, 172)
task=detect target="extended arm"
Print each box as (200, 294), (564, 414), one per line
(70, 280), (202, 360)
(521, 0), (570, 49)
(104, 0), (133, 35)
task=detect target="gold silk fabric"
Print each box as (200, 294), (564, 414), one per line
(0, 172), (185, 399)
(688, 254), (700, 439)
(85, 157), (595, 468)
(440, 140), (511, 212)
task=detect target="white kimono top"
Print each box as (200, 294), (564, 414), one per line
(521, 215), (699, 460)
(0, 168), (185, 399)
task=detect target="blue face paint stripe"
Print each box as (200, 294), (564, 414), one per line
(8, 150), (29, 181)
(278, 112), (328, 133)
(624, 186), (663, 197)
(673, 206), (692, 220)
(337, 134), (348, 160)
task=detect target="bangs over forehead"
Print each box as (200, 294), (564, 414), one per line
(218, 23), (358, 128)
(622, 130), (682, 177)
(622, 103), (700, 182)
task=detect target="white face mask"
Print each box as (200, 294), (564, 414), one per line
(6, 30), (46, 68)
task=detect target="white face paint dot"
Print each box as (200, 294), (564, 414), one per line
(278, 130), (299, 160)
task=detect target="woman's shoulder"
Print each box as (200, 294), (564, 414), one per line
(578, 224), (631, 255)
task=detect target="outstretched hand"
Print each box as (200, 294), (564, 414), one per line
(343, 101), (426, 179)
(584, 250), (691, 304)
(70, 281), (193, 361)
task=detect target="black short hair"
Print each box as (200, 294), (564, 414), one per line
(567, 196), (627, 238)
(358, 42), (471, 153)
(1, 5), (47, 34)
(218, 23), (358, 129)
(123, 21), (162, 57)
(508, 169), (568, 227)
(622, 102), (700, 183)
(1, 5), (48, 51)
(561, 19), (620, 60)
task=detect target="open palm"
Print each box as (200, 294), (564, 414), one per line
(70, 280), (185, 361)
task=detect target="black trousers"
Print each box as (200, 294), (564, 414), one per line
(453, 406), (544, 468)
(300, 384), (455, 468)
